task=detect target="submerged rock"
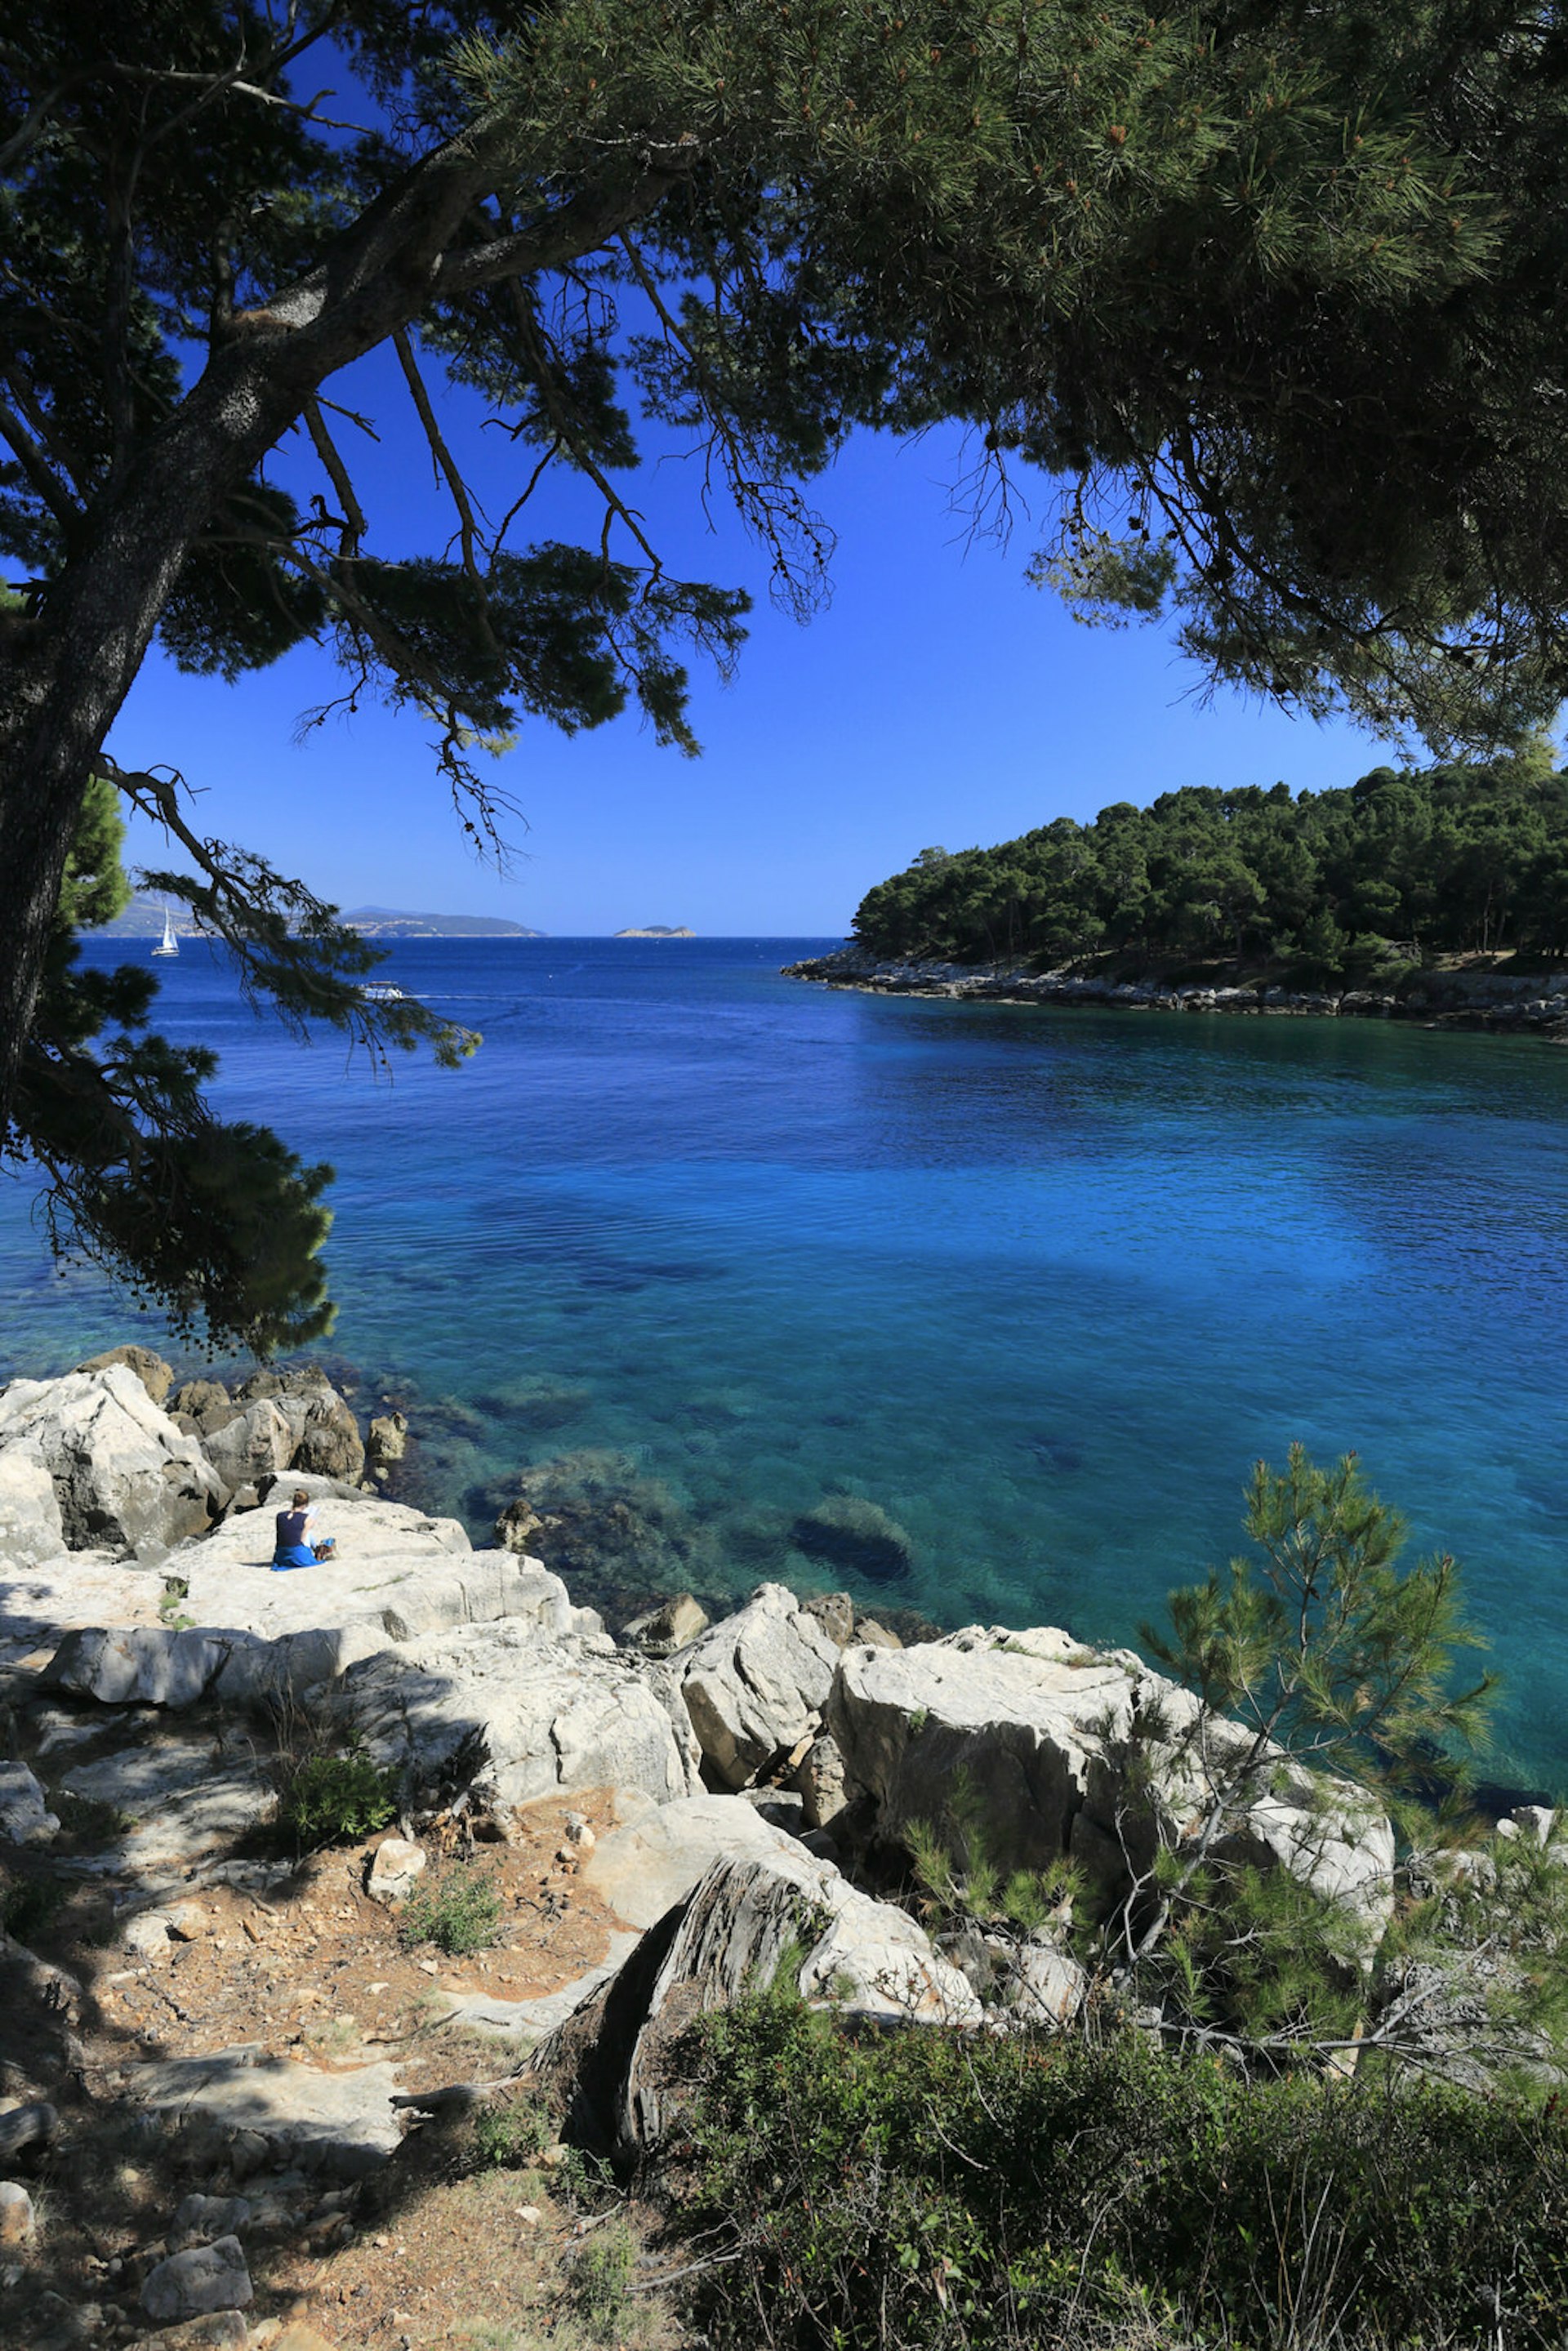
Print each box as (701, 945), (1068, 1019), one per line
(791, 1494), (914, 1583)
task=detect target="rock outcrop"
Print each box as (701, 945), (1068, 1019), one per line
(42, 1517), (595, 1709)
(131, 2045), (403, 2178)
(532, 1846), (979, 2157)
(234, 1367), (366, 1484)
(0, 1365), (228, 1556)
(0, 1446), (65, 1567)
(675, 1581), (840, 1788)
(825, 1625), (1395, 1942)
(327, 1618), (700, 1810)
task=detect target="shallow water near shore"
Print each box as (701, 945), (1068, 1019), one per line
(4, 934), (1566, 1793)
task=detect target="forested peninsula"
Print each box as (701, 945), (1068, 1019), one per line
(832, 747), (1568, 991)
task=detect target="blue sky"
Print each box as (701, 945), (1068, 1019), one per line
(109, 340), (1385, 939)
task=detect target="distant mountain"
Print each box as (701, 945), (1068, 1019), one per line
(613, 925), (694, 938)
(97, 893), (200, 937)
(95, 893), (544, 939)
(342, 906), (546, 937)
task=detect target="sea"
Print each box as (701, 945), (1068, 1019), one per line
(4, 934), (1566, 1796)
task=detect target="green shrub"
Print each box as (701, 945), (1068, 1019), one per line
(1, 1873), (65, 1943)
(399, 1860), (503, 1955)
(278, 1745), (399, 1850)
(666, 1979), (1568, 2350)
(471, 2097), (550, 2171)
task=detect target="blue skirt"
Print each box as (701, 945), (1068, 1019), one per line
(272, 1543), (316, 1571)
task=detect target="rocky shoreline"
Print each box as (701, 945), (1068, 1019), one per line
(783, 944), (1568, 1035)
(0, 1346), (1562, 2346)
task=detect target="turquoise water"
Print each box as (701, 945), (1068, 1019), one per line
(4, 936), (1566, 1793)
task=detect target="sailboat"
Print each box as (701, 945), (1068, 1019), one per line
(151, 903), (179, 960)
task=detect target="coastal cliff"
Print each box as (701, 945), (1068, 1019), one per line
(785, 942), (1568, 1036)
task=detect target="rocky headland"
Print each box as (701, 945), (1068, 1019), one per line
(0, 1348), (1561, 2349)
(784, 944), (1568, 1036)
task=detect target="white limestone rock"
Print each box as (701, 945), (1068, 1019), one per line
(826, 1627), (1396, 1947)
(60, 1736), (274, 1875)
(581, 1793), (813, 1929)
(0, 1365), (227, 1557)
(0, 1554), (165, 1671)
(0, 1447), (65, 1567)
(676, 1582), (840, 1788)
(38, 1503), (599, 1708)
(327, 1618), (698, 1810)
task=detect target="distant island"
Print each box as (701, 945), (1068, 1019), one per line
(97, 894), (545, 939)
(613, 925), (694, 938)
(341, 906), (545, 938)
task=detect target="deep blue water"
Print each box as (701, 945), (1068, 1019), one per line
(4, 935), (1566, 1794)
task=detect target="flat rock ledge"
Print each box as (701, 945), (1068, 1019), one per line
(783, 946), (1568, 1036)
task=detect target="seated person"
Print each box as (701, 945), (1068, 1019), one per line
(272, 1486), (338, 1570)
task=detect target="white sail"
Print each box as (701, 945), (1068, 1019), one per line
(152, 904), (179, 958)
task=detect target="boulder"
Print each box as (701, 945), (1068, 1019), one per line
(1009, 1944), (1088, 2027)
(236, 1368), (363, 1483)
(0, 1365), (227, 1556)
(826, 1627), (1394, 1945)
(139, 2236), (252, 2323)
(620, 1592), (709, 1658)
(0, 1761), (60, 1846)
(74, 1345), (175, 1408)
(532, 1847), (978, 2157)
(168, 2194), (252, 2251)
(365, 1412), (408, 1469)
(170, 1380), (237, 1438)
(801, 1591), (857, 1647)
(0, 1446), (66, 1566)
(131, 2046), (403, 2178)
(366, 1837), (426, 1906)
(677, 1583), (840, 1788)
(200, 1399), (296, 1494)
(0, 2101), (57, 2160)
(327, 1619), (697, 1810)
(825, 1626), (1143, 1874)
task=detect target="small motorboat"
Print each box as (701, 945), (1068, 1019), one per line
(363, 982), (408, 1002)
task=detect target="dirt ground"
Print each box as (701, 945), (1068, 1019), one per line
(0, 1785), (693, 2351)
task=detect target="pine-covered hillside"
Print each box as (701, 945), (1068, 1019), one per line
(852, 748), (1568, 977)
